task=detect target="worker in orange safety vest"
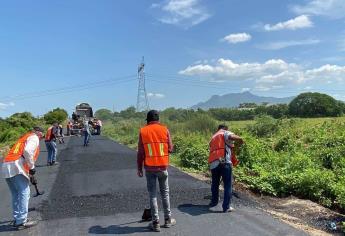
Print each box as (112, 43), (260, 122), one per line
(137, 110), (176, 232)
(45, 122), (59, 166)
(208, 124), (244, 213)
(1, 126), (44, 230)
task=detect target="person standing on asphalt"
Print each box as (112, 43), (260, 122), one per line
(45, 122), (59, 166)
(57, 123), (65, 144)
(83, 120), (92, 146)
(137, 110), (176, 232)
(96, 119), (102, 135)
(1, 126), (44, 230)
(208, 124), (244, 213)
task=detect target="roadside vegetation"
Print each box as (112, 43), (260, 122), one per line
(99, 92), (345, 215)
(0, 108), (68, 158)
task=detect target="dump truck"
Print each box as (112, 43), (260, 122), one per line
(70, 103), (94, 135)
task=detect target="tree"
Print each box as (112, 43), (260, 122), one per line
(289, 92), (342, 117)
(95, 109), (113, 120)
(44, 108), (68, 124)
(7, 112), (39, 129)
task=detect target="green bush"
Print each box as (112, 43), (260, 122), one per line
(179, 140), (209, 171)
(183, 114), (217, 134)
(44, 108), (68, 124)
(248, 115), (279, 137)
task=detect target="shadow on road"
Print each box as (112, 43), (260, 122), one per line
(0, 220), (17, 233)
(89, 220), (150, 234)
(178, 203), (222, 216)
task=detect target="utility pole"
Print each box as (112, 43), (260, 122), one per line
(136, 57), (149, 112)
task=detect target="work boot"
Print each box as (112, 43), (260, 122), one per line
(163, 218), (176, 228)
(149, 220), (160, 232)
(15, 219), (38, 230)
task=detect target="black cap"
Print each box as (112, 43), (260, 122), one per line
(33, 126), (44, 132)
(146, 110), (159, 122)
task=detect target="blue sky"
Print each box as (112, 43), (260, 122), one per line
(1, 0), (345, 117)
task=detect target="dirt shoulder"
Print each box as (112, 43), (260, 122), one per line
(184, 171), (344, 236)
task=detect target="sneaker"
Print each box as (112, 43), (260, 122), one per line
(15, 219), (38, 230)
(163, 218), (176, 228)
(148, 221), (160, 232)
(51, 161), (59, 166)
(223, 206), (234, 213)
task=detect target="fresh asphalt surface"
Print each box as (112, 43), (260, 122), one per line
(0, 135), (308, 236)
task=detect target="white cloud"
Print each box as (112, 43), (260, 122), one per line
(179, 58), (345, 91)
(292, 0), (345, 19)
(152, 0), (211, 28)
(148, 93), (165, 99)
(0, 102), (15, 110)
(258, 39), (320, 50)
(264, 15), (313, 31)
(241, 88), (251, 92)
(222, 33), (252, 44)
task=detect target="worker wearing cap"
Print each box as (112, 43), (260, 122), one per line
(137, 110), (176, 232)
(1, 127), (44, 230)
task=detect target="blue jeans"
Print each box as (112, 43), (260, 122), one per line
(146, 170), (171, 222)
(83, 131), (90, 146)
(6, 174), (30, 225)
(210, 163), (232, 211)
(45, 141), (57, 163)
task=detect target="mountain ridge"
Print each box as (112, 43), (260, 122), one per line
(192, 92), (295, 109)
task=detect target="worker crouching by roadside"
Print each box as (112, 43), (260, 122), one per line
(137, 110), (176, 232)
(1, 127), (44, 230)
(208, 124), (244, 213)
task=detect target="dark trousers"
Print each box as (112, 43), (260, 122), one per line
(210, 163), (232, 211)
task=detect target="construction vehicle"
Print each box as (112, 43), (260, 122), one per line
(70, 103), (94, 135)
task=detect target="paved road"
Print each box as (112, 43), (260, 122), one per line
(0, 136), (307, 236)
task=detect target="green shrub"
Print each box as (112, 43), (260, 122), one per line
(183, 114), (217, 134)
(247, 115), (279, 137)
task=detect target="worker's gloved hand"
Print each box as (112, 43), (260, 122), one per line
(29, 168), (36, 176)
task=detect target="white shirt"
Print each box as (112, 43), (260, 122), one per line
(97, 120), (102, 127)
(2, 134), (39, 179)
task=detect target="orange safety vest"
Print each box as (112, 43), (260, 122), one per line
(140, 123), (169, 167)
(3, 132), (40, 173)
(45, 126), (53, 141)
(208, 130), (240, 167)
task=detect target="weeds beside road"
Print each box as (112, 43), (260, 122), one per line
(102, 115), (345, 233)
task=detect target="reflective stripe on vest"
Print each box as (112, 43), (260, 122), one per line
(4, 132), (40, 173)
(140, 123), (169, 167)
(208, 130), (226, 164)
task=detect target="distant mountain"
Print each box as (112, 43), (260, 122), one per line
(192, 92), (295, 109)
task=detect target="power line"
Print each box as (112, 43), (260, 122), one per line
(0, 75), (137, 102)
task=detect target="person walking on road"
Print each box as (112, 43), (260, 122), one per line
(1, 127), (44, 230)
(45, 122), (59, 166)
(208, 124), (244, 213)
(83, 120), (92, 146)
(137, 110), (176, 232)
